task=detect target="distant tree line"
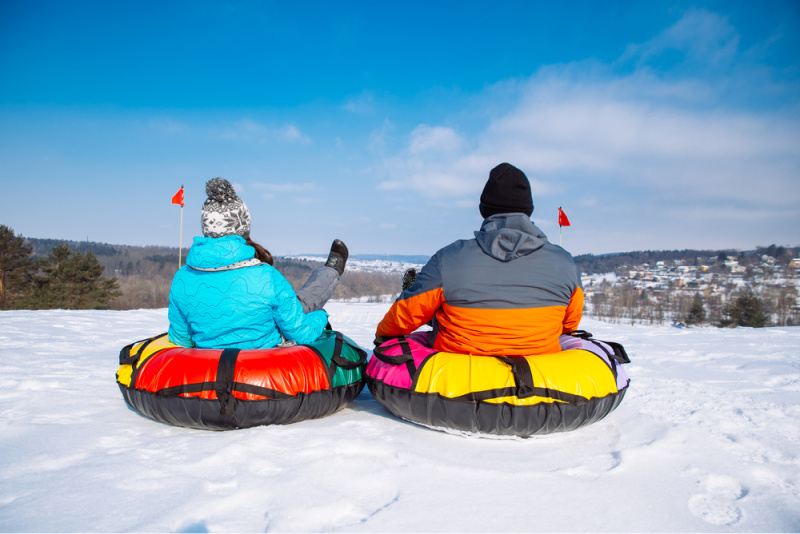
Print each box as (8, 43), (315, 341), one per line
(575, 245), (800, 275)
(0, 225), (121, 310)
(108, 256), (401, 309)
(27, 238), (122, 258)
(3, 230), (402, 310)
(588, 283), (789, 328)
(271, 257), (401, 304)
(6, 228), (797, 323)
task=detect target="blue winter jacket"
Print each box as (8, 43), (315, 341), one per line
(167, 235), (328, 349)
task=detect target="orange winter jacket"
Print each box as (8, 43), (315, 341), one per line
(376, 214), (583, 356)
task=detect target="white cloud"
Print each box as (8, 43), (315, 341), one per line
(253, 182), (316, 193)
(379, 170), (471, 197)
(281, 124), (312, 144)
(377, 10), (800, 217)
(343, 91), (375, 114)
(149, 118), (190, 135)
(219, 120), (311, 144)
(238, 119), (266, 133)
(367, 119), (395, 153)
(220, 119), (264, 140)
(483, 73), (800, 207)
(409, 125), (462, 154)
(620, 9), (740, 69)
(253, 181), (317, 201)
(294, 196), (321, 204)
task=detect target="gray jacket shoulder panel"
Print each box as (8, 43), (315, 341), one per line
(435, 215), (580, 310)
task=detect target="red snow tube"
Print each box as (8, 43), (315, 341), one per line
(116, 331), (366, 430)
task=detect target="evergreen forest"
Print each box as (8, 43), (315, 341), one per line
(0, 225), (401, 311)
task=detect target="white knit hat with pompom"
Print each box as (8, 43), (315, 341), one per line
(200, 178), (251, 238)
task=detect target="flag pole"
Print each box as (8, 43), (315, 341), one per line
(178, 185), (184, 270)
(559, 206), (562, 247)
(557, 206), (571, 247)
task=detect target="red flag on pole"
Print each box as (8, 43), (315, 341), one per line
(171, 186), (184, 207)
(172, 186), (185, 268)
(558, 207), (571, 227)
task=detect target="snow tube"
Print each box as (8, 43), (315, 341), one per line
(116, 330), (367, 430)
(366, 331), (630, 437)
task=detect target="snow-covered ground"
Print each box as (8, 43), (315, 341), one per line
(286, 256), (425, 274)
(1, 303), (799, 532)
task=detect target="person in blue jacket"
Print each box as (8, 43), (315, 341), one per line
(168, 177), (348, 349)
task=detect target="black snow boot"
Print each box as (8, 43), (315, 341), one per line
(325, 239), (348, 276)
(402, 268), (417, 291)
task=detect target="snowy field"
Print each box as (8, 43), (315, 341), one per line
(1, 303), (799, 532)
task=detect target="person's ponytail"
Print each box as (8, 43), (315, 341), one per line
(245, 237), (274, 266)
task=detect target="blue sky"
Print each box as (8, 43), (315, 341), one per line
(1, 0), (798, 256)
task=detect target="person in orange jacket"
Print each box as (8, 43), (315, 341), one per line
(375, 163), (583, 356)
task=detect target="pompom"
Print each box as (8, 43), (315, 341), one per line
(205, 177), (239, 203)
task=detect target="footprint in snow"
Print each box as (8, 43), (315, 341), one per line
(563, 452), (621, 479)
(688, 474), (744, 526)
(266, 493), (400, 532)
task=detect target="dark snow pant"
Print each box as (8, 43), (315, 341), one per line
(296, 266), (339, 314)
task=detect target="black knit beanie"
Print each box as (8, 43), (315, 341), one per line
(479, 163), (534, 219)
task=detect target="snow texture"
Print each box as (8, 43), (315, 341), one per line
(1, 303), (799, 532)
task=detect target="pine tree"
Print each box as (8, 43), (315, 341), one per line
(21, 243), (122, 309)
(721, 291), (768, 328)
(685, 293), (706, 326)
(0, 225), (38, 309)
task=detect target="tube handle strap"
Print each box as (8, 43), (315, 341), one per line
(603, 341), (631, 364)
(119, 333), (166, 366)
(497, 356), (536, 399)
(567, 329), (593, 339)
(329, 331), (368, 370)
(372, 336), (412, 364)
(566, 330), (631, 364)
(452, 386), (588, 404)
(156, 381), (294, 400)
(215, 348), (240, 416)
(372, 335), (416, 377)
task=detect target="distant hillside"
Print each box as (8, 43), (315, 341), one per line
(18, 237), (800, 309)
(27, 237), (130, 258)
(24, 237), (799, 274)
(23, 237), (402, 309)
(574, 245), (799, 274)
(352, 253), (431, 264)
(25, 238), (430, 268)
(295, 253), (431, 265)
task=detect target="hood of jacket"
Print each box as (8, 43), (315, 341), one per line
(474, 213), (548, 262)
(186, 235), (256, 270)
